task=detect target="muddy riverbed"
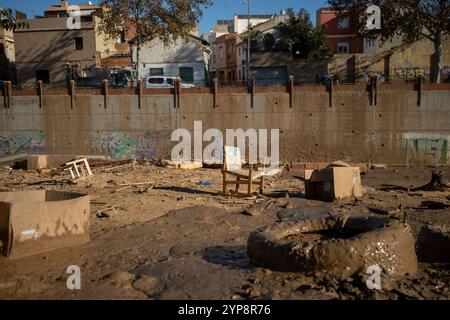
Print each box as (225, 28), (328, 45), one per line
(0, 163), (449, 300)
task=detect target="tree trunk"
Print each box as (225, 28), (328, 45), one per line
(413, 170), (449, 191)
(432, 32), (442, 84)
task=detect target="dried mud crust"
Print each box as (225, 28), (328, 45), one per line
(247, 215), (418, 279)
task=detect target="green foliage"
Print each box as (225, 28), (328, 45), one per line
(0, 9), (28, 31)
(99, 0), (212, 45)
(277, 8), (331, 59)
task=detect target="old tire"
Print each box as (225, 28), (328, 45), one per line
(247, 215), (418, 279)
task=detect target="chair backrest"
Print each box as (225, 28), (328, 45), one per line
(224, 146), (242, 171)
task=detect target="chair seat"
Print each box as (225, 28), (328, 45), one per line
(226, 170), (264, 180)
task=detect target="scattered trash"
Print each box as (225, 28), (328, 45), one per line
(161, 160), (203, 170)
(371, 164), (387, 170)
(197, 180), (213, 187)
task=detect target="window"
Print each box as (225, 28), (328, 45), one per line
(366, 38), (376, 48)
(219, 46), (223, 59)
(166, 78), (174, 86)
(338, 42), (349, 54)
(148, 77), (164, 84)
(150, 68), (163, 76)
(179, 67), (194, 83)
(35, 70), (50, 83)
(74, 37), (83, 50)
(337, 17), (349, 29)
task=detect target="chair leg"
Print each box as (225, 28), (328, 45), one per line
(236, 177), (240, 193)
(223, 172), (227, 195)
(259, 176), (264, 194)
(248, 178), (253, 195)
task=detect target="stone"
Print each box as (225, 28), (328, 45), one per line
(107, 272), (135, 289)
(132, 276), (159, 296)
(244, 207), (261, 217)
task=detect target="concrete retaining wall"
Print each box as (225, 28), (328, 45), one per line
(1, 84), (450, 165)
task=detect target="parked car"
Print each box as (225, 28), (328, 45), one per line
(144, 76), (195, 89)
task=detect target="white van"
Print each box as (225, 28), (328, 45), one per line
(144, 76), (195, 89)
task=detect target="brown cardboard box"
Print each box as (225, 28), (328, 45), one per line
(27, 155), (48, 170)
(305, 166), (363, 201)
(0, 191), (90, 259)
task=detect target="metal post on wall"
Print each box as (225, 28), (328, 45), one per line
(288, 75), (294, 108)
(102, 80), (109, 109)
(68, 80), (76, 109)
(137, 79), (143, 109)
(212, 78), (218, 109)
(250, 77), (256, 108)
(37, 80), (44, 109)
(328, 77), (333, 108)
(417, 75), (422, 107)
(3, 81), (11, 109)
(370, 75), (378, 108)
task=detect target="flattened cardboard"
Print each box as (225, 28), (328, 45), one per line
(0, 191), (90, 259)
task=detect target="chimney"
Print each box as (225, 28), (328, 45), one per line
(61, 0), (68, 7)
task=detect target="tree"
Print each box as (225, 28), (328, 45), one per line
(240, 29), (264, 52)
(263, 33), (275, 51)
(328, 0), (450, 83)
(277, 8), (331, 59)
(1, 8), (28, 30)
(99, 0), (212, 80)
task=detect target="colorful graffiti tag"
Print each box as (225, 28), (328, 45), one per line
(90, 132), (156, 160)
(0, 132), (44, 156)
(394, 67), (429, 81)
(405, 133), (449, 165)
(442, 66), (450, 82)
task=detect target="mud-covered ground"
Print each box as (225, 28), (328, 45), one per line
(0, 162), (449, 300)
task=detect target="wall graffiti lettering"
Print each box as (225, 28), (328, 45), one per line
(405, 134), (449, 165)
(0, 132), (44, 156)
(90, 132), (156, 160)
(394, 67), (429, 81)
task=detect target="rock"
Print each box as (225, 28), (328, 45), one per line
(244, 207), (261, 217)
(418, 224), (450, 262)
(105, 272), (135, 289)
(368, 205), (401, 216)
(96, 212), (110, 219)
(248, 287), (263, 299)
(133, 276), (159, 296)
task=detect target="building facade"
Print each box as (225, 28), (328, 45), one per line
(134, 34), (210, 87)
(0, 28), (16, 82)
(316, 8), (364, 54)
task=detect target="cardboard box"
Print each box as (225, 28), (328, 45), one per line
(0, 191), (90, 259)
(27, 155), (48, 170)
(305, 166), (363, 201)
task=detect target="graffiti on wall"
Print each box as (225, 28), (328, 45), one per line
(90, 132), (159, 160)
(394, 67), (429, 81)
(0, 132), (44, 156)
(404, 133), (449, 165)
(442, 66), (450, 82)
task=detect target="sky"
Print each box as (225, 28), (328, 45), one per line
(0, 0), (329, 34)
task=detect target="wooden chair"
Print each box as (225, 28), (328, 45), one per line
(222, 146), (266, 196)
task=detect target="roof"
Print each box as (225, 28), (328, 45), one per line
(45, 4), (101, 12)
(235, 14), (275, 19)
